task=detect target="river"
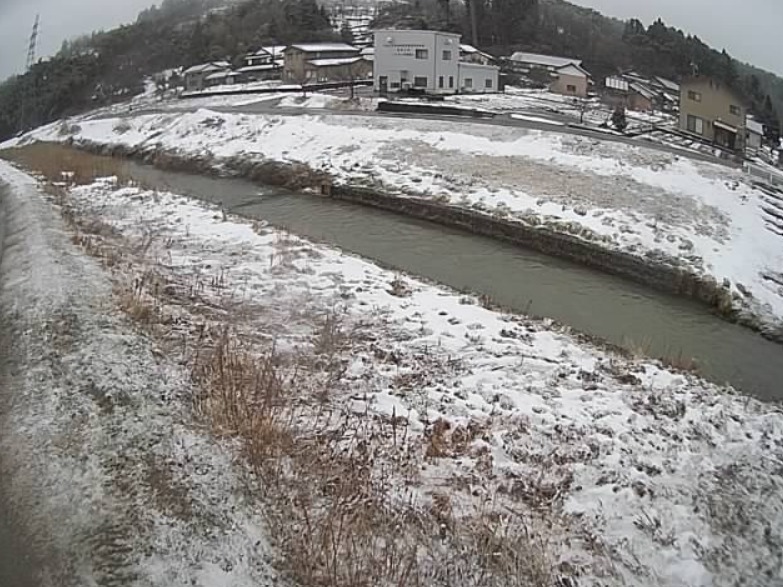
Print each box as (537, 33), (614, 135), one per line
(117, 161), (783, 401)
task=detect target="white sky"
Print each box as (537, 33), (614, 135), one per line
(0, 0), (781, 81)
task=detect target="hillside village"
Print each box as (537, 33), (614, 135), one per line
(172, 14), (781, 167)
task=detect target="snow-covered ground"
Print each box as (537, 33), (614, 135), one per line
(448, 87), (677, 131)
(7, 107), (783, 336)
(32, 167), (783, 587)
(0, 162), (283, 586)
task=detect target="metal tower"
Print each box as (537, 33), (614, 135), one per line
(26, 14), (40, 71)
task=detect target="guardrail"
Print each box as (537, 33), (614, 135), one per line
(745, 162), (783, 189)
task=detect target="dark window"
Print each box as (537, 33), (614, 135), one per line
(567, 84), (577, 93)
(442, 50), (452, 61)
(439, 76), (444, 89)
(485, 78), (493, 89)
(464, 78), (473, 89)
(449, 76), (454, 88)
(415, 49), (428, 59)
(390, 82), (401, 89)
(688, 90), (702, 102)
(687, 114), (704, 135)
(414, 76), (428, 87)
(729, 104), (741, 116)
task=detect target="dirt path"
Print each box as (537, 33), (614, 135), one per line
(0, 167), (283, 586)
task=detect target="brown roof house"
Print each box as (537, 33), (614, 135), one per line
(679, 76), (748, 152)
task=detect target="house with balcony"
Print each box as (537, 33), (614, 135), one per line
(679, 76), (748, 152)
(237, 45), (285, 81)
(373, 29), (499, 95)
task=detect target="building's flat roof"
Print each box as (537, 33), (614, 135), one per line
(509, 52), (581, 69)
(288, 43), (358, 53)
(307, 56), (365, 67)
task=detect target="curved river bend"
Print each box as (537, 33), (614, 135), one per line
(125, 162), (783, 400)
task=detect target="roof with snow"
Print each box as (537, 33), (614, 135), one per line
(237, 64), (282, 73)
(654, 76), (680, 93)
(509, 52), (581, 69)
(205, 70), (237, 81)
(287, 43), (359, 53)
(183, 61), (231, 75)
(307, 56), (366, 67)
(556, 63), (591, 78)
(252, 45), (287, 57)
(629, 82), (657, 101)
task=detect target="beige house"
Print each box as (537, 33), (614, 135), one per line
(283, 43), (370, 84)
(679, 76), (747, 151)
(549, 63), (591, 98)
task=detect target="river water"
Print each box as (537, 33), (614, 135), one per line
(122, 162), (783, 400)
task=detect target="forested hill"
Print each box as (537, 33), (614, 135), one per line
(0, 0), (339, 140)
(0, 0), (781, 142)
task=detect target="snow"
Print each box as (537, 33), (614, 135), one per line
(43, 170), (783, 587)
(510, 113), (565, 126)
(10, 107), (783, 336)
(0, 161), (283, 586)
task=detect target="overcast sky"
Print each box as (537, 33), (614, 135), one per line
(0, 0), (781, 82)
(572, 0), (783, 75)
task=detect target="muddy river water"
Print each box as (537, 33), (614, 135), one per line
(121, 161), (783, 400)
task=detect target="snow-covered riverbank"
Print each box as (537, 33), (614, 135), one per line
(8, 155), (778, 586)
(5, 107), (783, 339)
(0, 161), (283, 587)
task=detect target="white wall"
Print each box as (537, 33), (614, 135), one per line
(457, 62), (499, 94)
(374, 30), (460, 94)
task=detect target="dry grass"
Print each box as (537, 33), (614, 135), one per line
(32, 155), (565, 587)
(1, 142), (131, 186)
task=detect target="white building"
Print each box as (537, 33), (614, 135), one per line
(374, 29), (499, 95)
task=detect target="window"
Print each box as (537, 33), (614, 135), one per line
(390, 82), (401, 89)
(688, 90), (702, 102)
(449, 76), (454, 89)
(464, 78), (473, 89)
(442, 50), (452, 61)
(729, 104), (741, 116)
(439, 76), (444, 89)
(567, 84), (577, 93)
(687, 114), (704, 135)
(414, 76), (428, 88)
(485, 78), (493, 89)
(415, 49), (428, 59)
